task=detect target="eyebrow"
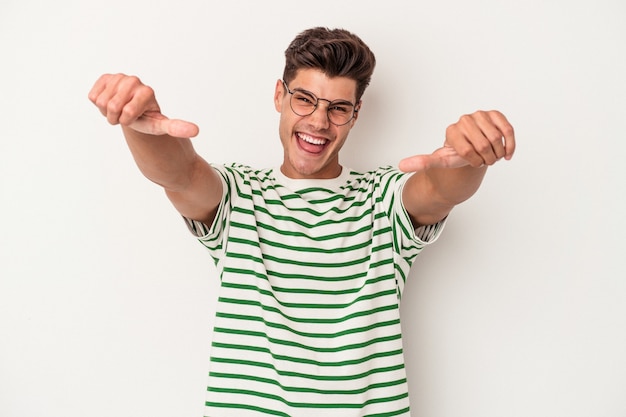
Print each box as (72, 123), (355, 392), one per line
(292, 87), (355, 106)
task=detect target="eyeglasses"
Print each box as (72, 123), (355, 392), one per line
(282, 80), (358, 126)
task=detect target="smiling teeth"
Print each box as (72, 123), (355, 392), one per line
(298, 133), (327, 145)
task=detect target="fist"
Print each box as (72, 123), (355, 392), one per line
(88, 73), (199, 138)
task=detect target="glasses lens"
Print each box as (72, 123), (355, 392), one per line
(290, 90), (316, 116)
(327, 102), (354, 126)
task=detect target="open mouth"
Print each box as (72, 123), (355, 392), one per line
(296, 132), (328, 154)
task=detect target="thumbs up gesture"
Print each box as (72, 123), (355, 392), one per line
(88, 73), (199, 139)
(399, 110), (515, 173)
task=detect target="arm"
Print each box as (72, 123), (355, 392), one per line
(88, 73), (223, 226)
(399, 110), (516, 227)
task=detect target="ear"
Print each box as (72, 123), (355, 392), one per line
(274, 79), (285, 112)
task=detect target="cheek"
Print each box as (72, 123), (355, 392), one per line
(279, 110), (300, 133)
(336, 128), (352, 145)
(278, 116), (294, 142)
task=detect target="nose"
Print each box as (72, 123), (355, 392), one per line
(308, 99), (331, 128)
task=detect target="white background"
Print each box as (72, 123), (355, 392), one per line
(1, 1), (625, 416)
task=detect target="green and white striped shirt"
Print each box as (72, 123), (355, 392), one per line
(185, 164), (445, 417)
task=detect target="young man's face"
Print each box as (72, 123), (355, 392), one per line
(274, 69), (359, 179)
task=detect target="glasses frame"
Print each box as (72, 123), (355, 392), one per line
(282, 80), (358, 126)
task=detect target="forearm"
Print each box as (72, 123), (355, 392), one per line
(403, 164), (488, 227)
(425, 164), (488, 206)
(122, 126), (199, 192)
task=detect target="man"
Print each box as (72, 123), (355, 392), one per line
(89, 27), (515, 417)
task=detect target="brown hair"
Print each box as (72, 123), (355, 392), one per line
(283, 27), (376, 102)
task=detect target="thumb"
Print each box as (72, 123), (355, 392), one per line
(129, 111), (200, 138)
(398, 146), (468, 173)
(160, 118), (200, 138)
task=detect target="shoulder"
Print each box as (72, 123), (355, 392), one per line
(212, 163), (276, 182)
(343, 166), (410, 190)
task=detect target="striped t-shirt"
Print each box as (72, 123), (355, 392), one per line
(184, 164), (445, 417)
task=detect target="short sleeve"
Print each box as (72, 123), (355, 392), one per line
(182, 164), (232, 263)
(396, 175), (447, 245)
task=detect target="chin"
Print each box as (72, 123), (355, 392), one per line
(282, 159), (321, 179)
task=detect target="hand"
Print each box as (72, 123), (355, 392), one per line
(88, 73), (199, 138)
(399, 110), (515, 172)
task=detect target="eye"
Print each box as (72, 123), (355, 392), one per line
(329, 103), (352, 114)
(293, 91), (316, 105)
